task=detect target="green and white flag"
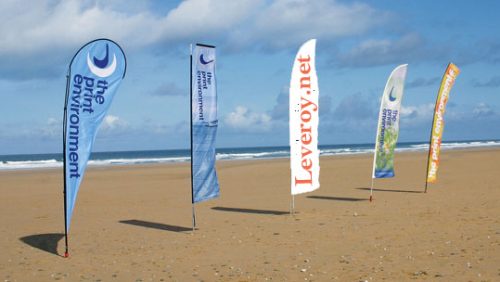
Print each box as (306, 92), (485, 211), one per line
(372, 64), (408, 178)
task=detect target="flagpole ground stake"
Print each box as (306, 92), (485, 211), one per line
(192, 203), (196, 232)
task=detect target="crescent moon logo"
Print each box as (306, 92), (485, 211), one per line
(87, 44), (117, 78)
(200, 53), (214, 65)
(388, 86), (397, 102)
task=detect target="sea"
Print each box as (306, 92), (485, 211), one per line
(1, 140), (499, 171)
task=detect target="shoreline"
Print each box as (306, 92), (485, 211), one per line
(1, 145), (499, 174)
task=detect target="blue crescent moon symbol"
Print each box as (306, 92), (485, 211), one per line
(388, 87), (397, 102)
(87, 44), (117, 78)
(200, 54), (214, 65)
(93, 44), (109, 68)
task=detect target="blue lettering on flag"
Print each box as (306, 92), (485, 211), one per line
(64, 39), (126, 232)
(191, 44), (219, 203)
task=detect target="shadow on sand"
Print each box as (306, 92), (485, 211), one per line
(356, 187), (424, 194)
(119, 220), (192, 233)
(212, 207), (289, 215)
(307, 195), (367, 202)
(19, 233), (64, 257)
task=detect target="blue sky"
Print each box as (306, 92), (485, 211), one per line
(0, 0), (499, 154)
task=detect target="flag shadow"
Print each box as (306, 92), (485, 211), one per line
(307, 195), (368, 202)
(119, 220), (192, 233)
(356, 187), (423, 194)
(212, 206), (289, 215)
(19, 233), (64, 257)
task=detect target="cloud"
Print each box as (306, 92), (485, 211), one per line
(0, 117), (61, 140)
(160, 0), (261, 43)
(271, 86), (332, 121)
(472, 39), (500, 65)
(472, 76), (500, 88)
(0, 0), (392, 80)
(0, 1), (163, 56)
(270, 86), (289, 121)
(38, 117), (61, 138)
(150, 82), (186, 96)
(224, 106), (272, 132)
(400, 103), (434, 122)
(236, 0), (390, 50)
(0, 0), (262, 58)
(406, 77), (440, 89)
(99, 115), (129, 134)
(333, 92), (377, 121)
(335, 33), (444, 68)
(472, 102), (495, 117)
(0, 0), (163, 80)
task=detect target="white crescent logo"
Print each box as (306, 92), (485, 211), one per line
(87, 53), (117, 78)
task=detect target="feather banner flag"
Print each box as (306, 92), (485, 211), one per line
(63, 39), (126, 256)
(190, 43), (220, 204)
(290, 39), (320, 197)
(426, 63), (460, 186)
(372, 64), (408, 179)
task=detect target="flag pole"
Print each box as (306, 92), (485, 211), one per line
(369, 178), (374, 202)
(291, 194), (295, 215)
(189, 44), (197, 232)
(62, 74), (70, 258)
(424, 70), (443, 193)
(424, 107), (439, 193)
(424, 145), (431, 194)
(423, 126), (435, 193)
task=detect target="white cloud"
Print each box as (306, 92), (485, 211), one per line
(0, 0), (395, 80)
(0, 0), (389, 56)
(161, 0), (261, 42)
(0, 1), (163, 56)
(400, 103), (434, 119)
(336, 33), (444, 67)
(224, 106), (272, 132)
(399, 103), (437, 129)
(38, 117), (61, 138)
(245, 0), (389, 49)
(472, 102), (495, 117)
(99, 114), (129, 132)
(0, 0), (261, 57)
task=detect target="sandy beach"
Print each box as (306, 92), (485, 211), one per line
(1, 148), (499, 281)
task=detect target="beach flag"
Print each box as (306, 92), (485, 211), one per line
(63, 39), (126, 257)
(190, 43), (219, 226)
(370, 64), (408, 201)
(425, 63), (460, 191)
(289, 39), (319, 210)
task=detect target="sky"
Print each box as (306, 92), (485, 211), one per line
(0, 0), (499, 155)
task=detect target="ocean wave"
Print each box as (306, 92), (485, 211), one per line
(87, 157), (191, 166)
(0, 159), (62, 170)
(1, 140), (499, 171)
(216, 151), (289, 160)
(320, 148), (371, 155)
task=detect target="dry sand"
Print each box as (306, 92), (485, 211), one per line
(1, 148), (499, 281)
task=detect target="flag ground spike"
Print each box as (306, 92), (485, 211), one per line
(62, 74), (70, 258)
(192, 204), (196, 232)
(189, 44), (196, 233)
